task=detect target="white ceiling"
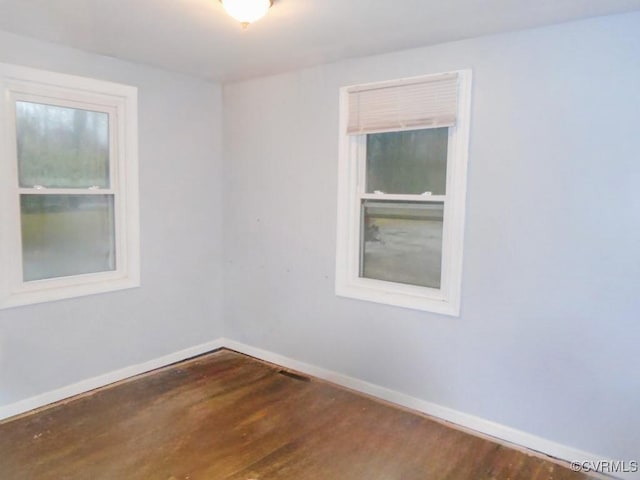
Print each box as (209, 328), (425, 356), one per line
(0, 0), (639, 82)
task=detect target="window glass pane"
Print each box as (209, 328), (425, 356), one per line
(20, 194), (116, 281)
(361, 201), (443, 288)
(16, 101), (110, 188)
(366, 128), (448, 195)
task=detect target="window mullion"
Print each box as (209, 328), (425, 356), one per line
(18, 188), (116, 195)
(360, 193), (446, 202)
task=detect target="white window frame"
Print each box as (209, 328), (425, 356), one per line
(0, 63), (140, 309)
(335, 70), (472, 316)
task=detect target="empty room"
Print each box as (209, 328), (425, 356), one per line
(0, 1), (639, 479)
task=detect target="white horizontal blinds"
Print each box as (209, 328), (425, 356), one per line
(347, 72), (459, 135)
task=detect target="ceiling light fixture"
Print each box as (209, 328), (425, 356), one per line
(220, 0), (274, 29)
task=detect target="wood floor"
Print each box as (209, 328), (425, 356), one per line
(0, 349), (596, 480)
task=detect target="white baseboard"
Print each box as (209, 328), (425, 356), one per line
(0, 338), (224, 422)
(0, 336), (631, 479)
(222, 338), (630, 480)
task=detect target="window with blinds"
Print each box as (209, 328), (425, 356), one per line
(346, 72), (459, 135)
(336, 70), (472, 315)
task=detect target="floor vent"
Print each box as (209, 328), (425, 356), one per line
(278, 370), (311, 382)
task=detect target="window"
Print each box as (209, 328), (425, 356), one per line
(336, 70), (472, 315)
(0, 63), (140, 309)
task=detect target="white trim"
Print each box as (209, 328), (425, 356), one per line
(0, 62), (140, 309)
(359, 193), (447, 202)
(0, 339), (225, 422)
(0, 337), (627, 479)
(335, 70), (472, 316)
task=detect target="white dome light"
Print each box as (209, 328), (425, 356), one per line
(221, 0), (272, 27)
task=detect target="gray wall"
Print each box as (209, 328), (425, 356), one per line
(223, 13), (640, 460)
(1, 11), (638, 465)
(0, 31), (224, 405)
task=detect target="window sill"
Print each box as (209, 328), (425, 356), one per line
(335, 277), (460, 316)
(0, 275), (140, 310)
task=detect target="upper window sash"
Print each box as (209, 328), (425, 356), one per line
(10, 94), (119, 195)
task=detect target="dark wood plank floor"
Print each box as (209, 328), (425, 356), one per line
(0, 349), (596, 480)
